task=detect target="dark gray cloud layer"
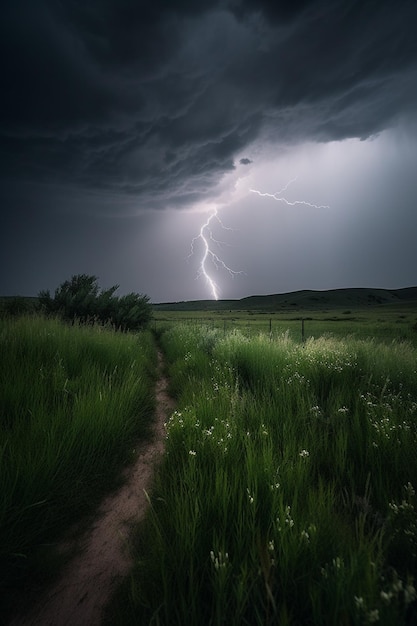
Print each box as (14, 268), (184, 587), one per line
(2, 0), (417, 209)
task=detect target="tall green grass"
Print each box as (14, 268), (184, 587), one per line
(109, 325), (417, 625)
(0, 316), (157, 609)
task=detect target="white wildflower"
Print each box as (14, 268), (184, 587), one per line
(247, 488), (254, 504)
(404, 583), (417, 606)
(380, 591), (392, 604)
(405, 482), (415, 498)
(354, 596), (365, 609)
(368, 609), (379, 623)
(210, 550), (229, 570)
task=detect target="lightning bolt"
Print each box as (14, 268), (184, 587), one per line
(189, 206), (243, 301)
(190, 178), (328, 300)
(250, 177), (330, 209)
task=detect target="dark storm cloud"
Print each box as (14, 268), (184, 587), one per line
(239, 158), (252, 165)
(1, 0), (417, 209)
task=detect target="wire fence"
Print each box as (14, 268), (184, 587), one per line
(153, 315), (417, 345)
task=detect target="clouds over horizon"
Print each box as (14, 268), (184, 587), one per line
(2, 0), (417, 210)
(1, 0), (417, 302)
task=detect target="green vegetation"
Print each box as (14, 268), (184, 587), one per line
(109, 324), (417, 625)
(2, 287), (417, 624)
(0, 315), (156, 616)
(153, 285), (417, 345)
(39, 274), (153, 330)
(153, 302), (417, 346)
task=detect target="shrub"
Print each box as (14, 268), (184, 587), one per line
(38, 274), (152, 330)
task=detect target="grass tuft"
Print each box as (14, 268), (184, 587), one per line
(0, 315), (157, 615)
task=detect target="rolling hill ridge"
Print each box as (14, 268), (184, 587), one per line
(153, 286), (417, 312)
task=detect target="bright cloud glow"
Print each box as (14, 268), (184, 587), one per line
(173, 130), (417, 302)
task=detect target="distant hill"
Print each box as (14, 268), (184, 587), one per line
(153, 287), (417, 312)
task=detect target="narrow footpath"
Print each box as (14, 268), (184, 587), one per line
(10, 349), (175, 626)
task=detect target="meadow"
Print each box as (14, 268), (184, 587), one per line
(152, 300), (417, 346)
(108, 321), (417, 625)
(0, 316), (156, 617)
(2, 304), (417, 624)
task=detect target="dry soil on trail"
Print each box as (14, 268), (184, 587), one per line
(10, 349), (175, 626)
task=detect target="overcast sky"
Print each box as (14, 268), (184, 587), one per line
(1, 0), (417, 302)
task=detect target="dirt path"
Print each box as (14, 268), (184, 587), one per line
(10, 349), (175, 626)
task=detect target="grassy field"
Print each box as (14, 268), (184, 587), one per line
(2, 300), (417, 624)
(108, 322), (417, 625)
(153, 300), (417, 346)
(0, 316), (157, 618)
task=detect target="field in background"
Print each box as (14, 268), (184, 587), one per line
(153, 300), (417, 345)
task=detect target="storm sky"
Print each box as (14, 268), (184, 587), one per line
(1, 0), (417, 302)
